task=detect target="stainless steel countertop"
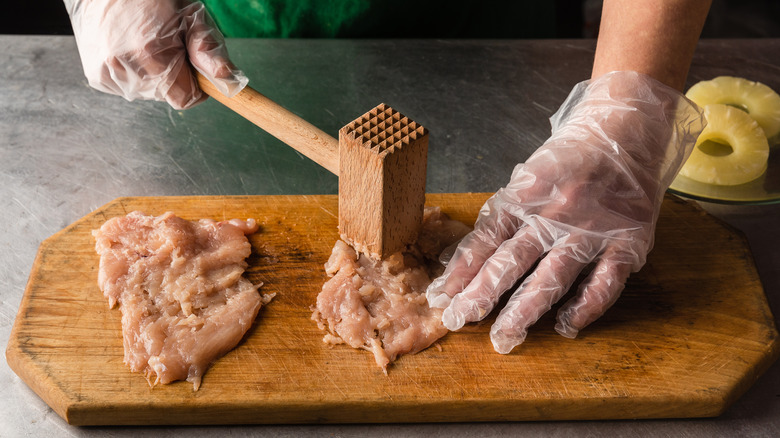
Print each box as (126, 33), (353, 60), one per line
(1, 35), (778, 437)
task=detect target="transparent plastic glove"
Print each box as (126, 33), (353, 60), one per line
(427, 71), (705, 354)
(64, 0), (248, 110)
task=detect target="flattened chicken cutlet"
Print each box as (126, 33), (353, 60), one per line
(312, 207), (471, 372)
(93, 211), (273, 390)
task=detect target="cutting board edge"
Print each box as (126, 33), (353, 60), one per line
(724, 330), (780, 412)
(6, 325), (71, 423)
(60, 393), (733, 426)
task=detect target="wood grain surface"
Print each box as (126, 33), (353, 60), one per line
(6, 194), (779, 425)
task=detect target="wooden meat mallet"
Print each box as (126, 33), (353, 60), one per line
(195, 73), (428, 260)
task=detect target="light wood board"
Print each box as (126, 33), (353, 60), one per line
(6, 194), (779, 425)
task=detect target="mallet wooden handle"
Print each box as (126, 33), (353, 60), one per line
(196, 72), (340, 175)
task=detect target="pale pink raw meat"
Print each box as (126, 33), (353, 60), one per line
(93, 211), (273, 390)
(312, 207), (471, 372)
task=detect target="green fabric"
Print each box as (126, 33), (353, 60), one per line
(201, 0), (557, 39)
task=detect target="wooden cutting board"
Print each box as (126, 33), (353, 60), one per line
(6, 194), (779, 425)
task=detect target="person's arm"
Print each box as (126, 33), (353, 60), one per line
(426, 1), (712, 354)
(593, 0), (712, 91)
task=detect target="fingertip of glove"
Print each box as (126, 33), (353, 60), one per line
(489, 326), (526, 355)
(426, 277), (451, 309)
(224, 72), (249, 97)
(427, 291), (450, 309)
(441, 306), (466, 331)
(193, 65), (249, 98)
(554, 306), (581, 339)
(554, 320), (579, 339)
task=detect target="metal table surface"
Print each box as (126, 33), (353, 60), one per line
(1, 35), (778, 437)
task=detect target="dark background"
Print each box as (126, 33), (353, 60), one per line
(2, 0), (779, 38)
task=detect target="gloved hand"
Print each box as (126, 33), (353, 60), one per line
(427, 71), (705, 354)
(64, 0), (248, 110)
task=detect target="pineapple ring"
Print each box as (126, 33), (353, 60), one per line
(679, 104), (769, 186)
(686, 76), (780, 140)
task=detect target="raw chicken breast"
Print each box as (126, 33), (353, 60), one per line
(93, 211), (273, 390)
(312, 207), (471, 372)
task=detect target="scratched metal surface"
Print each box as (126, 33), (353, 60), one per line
(1, 36), (779, 437)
